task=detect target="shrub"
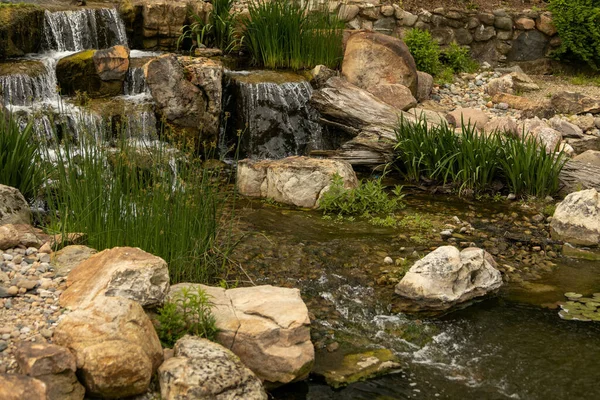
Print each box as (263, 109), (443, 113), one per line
(241, 0), (344, 70)
(43, 121), (230, 284)
(393, 118), (567, 197)
(548, 0), (600, 70)
(177, 0), (239, 53)
(0, 113), (43, 201)
(404, 29), (442, 75)
(319, 174), (405, 217)
(442, 42), (479, 73)
(156, 286), (218, 347)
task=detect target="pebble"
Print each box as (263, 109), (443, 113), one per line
(384, 257), (393, 265)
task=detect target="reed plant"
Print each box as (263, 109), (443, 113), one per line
(43, 120), (231, 284)
(242, 0), (344, 70)
(0, 112), (44, 200)
(177, 0), (239, 53)
(393, 118), (567, 197)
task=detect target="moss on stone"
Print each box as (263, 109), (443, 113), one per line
(317, 349), (401, 388)
(0, 60), (46, 77)
(0, 4), (43, 59)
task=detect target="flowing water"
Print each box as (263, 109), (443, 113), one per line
(231, 195), (600, 400)
(221, 70), (323, 159)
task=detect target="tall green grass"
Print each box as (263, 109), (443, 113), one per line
(393, 118), (567, 197)
(43, 121), (231, 284)
(242, 0), (344, 70)
(177, 0), (239, 53)
(0, 113), (43, 200)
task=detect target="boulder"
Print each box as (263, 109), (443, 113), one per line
(342, 31), (418, 96)
(536, 12), (557, 36)
(13, 224), (50, 248)
(56, 45), (130, 97)
(551, 92), (600, 115)
(507, 30), (549, 62)
(145, 55), (223, 142)
(550, 189), (600, 246)
(0, 184), (31, 225)
(50, 245), (98, 278)
(395, 246), (503, 311)
(158, 336), (268, 400)
(549, 117), (585, 139)
(0, 374), (48, 400)
(486, 75), (513, 96)
(0, 224), (20, 251)
(15, 342), (85, 400)
(60, 246), (169, 309)
(486, 71), (539, 96)
(492, 93), (555, 119)
(416, 71), (433, 102)
(446, 108), (489, 129)
(573, 150), (600, 167)
(521, 119), (563, 153)
(53, 296), (163, 398)
(169, 284), (314, 385)
(237, 156), (358, 209)
(368, 84), (417, 111)
(484, 116), (519, 136)
(0, 5), (44, 59)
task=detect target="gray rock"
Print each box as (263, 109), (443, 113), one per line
(416, 71), (434, 102)
(549, 117), (585, 138)
(159, 336), (267, 400)
(0, 185), (31, 226)
(494, 16), (513, 31)
(550, 189), (600, 246)
(551, 92), (600, 115)
(573, 150), (600, 168)
(474, 25), (496, 41)
(508, 30), (549, 62)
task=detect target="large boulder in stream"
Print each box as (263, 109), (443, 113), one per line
(342, 31), (418, 97)
(395, 246), (503, 312)
(550, 188), (600, 246)
(158, 336), (267, 399)
(56, 45), (130, 97)
(145, 54), (223, 143)
(237, 156), (358, 209)
(168, 284), (314, 386)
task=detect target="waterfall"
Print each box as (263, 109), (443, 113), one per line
(222, 71), (323, 159)
(124, 67), (149, 96)
(42, 8), (127, 52)
(0, 66), (56, 106)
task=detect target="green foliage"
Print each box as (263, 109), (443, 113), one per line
(177, 0), (239, 53)
(393, 118), (567, 197)
(241, 0), (344, 70)
(156, 286), (218, 347)
(0, 113), (43, 200)
(548, 0), (600, 70)
(442, 42), (479, 73)
(404, 29), (441, 75)
(43, 123), (230, 284)
(319, 174), (405, 217)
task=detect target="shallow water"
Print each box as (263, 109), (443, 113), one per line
(231, 195), (600, 400)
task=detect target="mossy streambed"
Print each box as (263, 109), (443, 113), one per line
(229, 192), (600, 400)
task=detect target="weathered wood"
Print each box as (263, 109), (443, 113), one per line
(559, 160), (600, 194)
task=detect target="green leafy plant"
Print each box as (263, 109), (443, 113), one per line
(404, 28), (442, 75)
(442, 42), (479, 73)
(548, 0), (600, 70)
(393, 118), (567, 197)
(177, 0), (239, 53)
(241, 0), (344, 70)
(156, 286), (218, 347)
(0, 113), (44, 201)
(43, 120), (231, 284)
(319, 174), (405, 217)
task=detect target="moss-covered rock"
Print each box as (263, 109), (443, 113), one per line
(56, 45), (130, 98)
(0, 60), (46, 77)
(0, 4), (44, 59)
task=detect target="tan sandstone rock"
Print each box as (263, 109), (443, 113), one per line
(0, 374), (48, 400)
(0, 224), (20, 251)
(53, 296), (163, 398)
(446, 107), (489, 129)
(0, 184), (31, 225)
(50, 245), (98, 278)
(368, 83), (417, 111)
(237, 156), (358, 209)
(169, 284), (314, 385)
(60, 246), (169, 309)
(159, 336), (267, 399)
(342, 31), (418, 96)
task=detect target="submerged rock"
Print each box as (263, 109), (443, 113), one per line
(313, 348), (401, 388)
(168, 283), (314, 386)
(60, 246), (169, 309)
(158, 336), (267, 400)
(550, 188), (600, 246)
(395, 246), (503, 312)
(237, 156), (358, 209)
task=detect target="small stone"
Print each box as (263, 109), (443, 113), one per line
(12, 255), (22, 264)
(507, 194), (516, 200)
(39, 242), (52, 254)
(7, 286), (18, 296)
(0, 341), (7, 352)
(384, 257), (393, 265)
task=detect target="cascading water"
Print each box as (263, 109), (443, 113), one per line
(42, 8), (127, 52)
(0, 64), (57, 106)
(221, 70), (323, 159)
(124, 67), (149, 96)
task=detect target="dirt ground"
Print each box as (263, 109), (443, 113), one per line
(523, 75), (600, 104)
(401, 0), (549, 13)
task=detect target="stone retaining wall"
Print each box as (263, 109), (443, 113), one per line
(127, 0), (560, 68)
